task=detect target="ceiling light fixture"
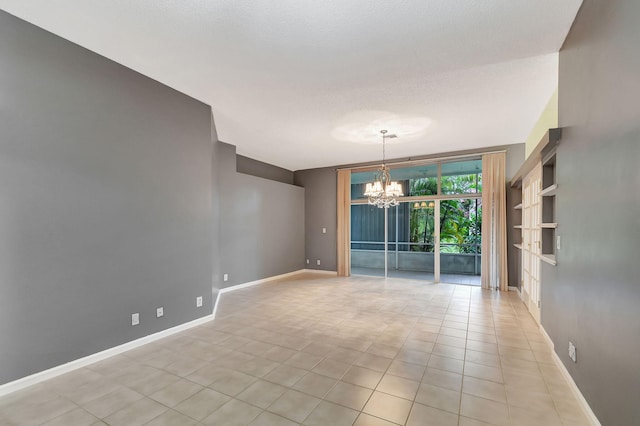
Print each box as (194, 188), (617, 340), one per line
(364, 130), (404, 208)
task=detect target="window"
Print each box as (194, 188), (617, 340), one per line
(441, 160), (482, 194)
(349, 157), (483, 284)
(351, 159), (481, 200)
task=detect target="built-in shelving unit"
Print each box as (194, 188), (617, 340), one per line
(540, 184), (557, 197)
(540, 150), (557, 262)
(510, 128), (561, 310)
(511, 180), (523, 252)
(540, 254), (557, 266)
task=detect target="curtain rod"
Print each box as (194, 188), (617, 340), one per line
(336, 149), (507, 172)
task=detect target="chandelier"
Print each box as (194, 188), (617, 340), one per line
(364, 130), (404, 208)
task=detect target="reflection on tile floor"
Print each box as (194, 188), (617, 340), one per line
(0, 273), (590, 425)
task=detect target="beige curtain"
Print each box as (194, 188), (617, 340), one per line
(481, 153), (508, 291)
(336, 170), (351, 277)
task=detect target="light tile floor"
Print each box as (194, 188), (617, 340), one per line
(0, 273), (591, 425)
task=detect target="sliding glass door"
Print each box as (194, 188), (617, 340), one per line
(350, 202), (436, 280)
(439, 198), (482, 285)
(349, 158), (482, 285)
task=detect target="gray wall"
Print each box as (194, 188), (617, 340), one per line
(219, 143), (305, 288)
(237, 155), (295, 185)
(293, 144), (524, 275)
(0, 11), (213, 384)
(294, 168), (338, 272)
(542, 0), (640, 424)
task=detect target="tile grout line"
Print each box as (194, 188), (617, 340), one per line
(456, 285), (471, 426)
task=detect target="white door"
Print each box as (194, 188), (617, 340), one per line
(522, 164), (542, 323)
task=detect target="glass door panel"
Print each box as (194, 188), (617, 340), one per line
(350, 204), (385, 277)
(350, 202), (438, 281)
(390, 201), (436, 281)
(439, 198), (482, 285)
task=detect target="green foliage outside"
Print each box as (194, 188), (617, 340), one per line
(409, 174), (482, 254)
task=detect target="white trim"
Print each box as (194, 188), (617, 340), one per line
(212, 269), (337, 318)
(0, 314), (214, 397)
(0, 269), (337, 398)
(218, 269), (307, 295)
(212, 290), (223, 319)
(508, 285), (521, 296)
(539, 326), (601, 426)
(540, 323), (554, 348)
(302, 269), (338, 275)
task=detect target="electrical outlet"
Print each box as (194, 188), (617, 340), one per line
(196, 296), (203, 308)
(316, 259), (321, 266)
(306, 259), (310, 264)
(223, 273), (228, 282)
(131, 313), (140, 326)
(156, 307), (164, 318)
(322, 227), (327, 234)
(568, 341), (577, 363)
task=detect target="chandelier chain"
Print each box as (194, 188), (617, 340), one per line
(382, 130), (386, 166)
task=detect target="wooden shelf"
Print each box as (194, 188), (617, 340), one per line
(514, 203), (523, 210)
(540, 254), (557, 266)
(541, 184), (558, 197)
(514, 225), (523, 229)
(540, 223), (558, 228)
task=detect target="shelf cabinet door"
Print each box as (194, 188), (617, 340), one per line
(522, 164), (542, 323)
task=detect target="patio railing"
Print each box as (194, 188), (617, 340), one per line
(350, 241), (481, 275)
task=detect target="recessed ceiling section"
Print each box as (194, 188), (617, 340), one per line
(0, 0), (582, 170)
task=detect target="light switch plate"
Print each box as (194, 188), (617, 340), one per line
(156, 307), (163, 318)
(131, 313), (140, 326)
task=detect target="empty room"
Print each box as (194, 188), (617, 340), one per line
(0, 1), (638, 425)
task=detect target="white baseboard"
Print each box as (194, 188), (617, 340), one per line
(0, 313), (214, 398)
(303, 269), (338, 275)
(212, 269), (336, 318)
(539, 326), (601, 426)
(508, 285), (521, 296)
(212, 269), (303, 318)
(0, 268), (337, 398)
(218, 269), (307, 295)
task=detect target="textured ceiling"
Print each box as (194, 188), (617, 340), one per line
(0, 0), (582, 170)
